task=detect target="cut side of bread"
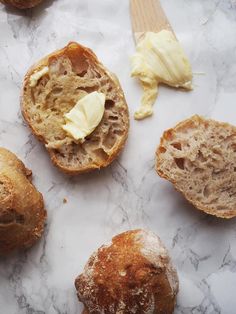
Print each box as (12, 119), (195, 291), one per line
(0, 0), (43, 9)
(21, 42), (129, 174)
(156, 115), (236, 219)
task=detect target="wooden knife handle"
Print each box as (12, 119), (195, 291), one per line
(130, 0), (173, 43)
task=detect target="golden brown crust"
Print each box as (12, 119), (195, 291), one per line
(0, 0), (43, 9)
(156, 115), (236, 219)
(75, 229), (178, 314)
(21, 42), (129, 175)
(0, 148), (46, 255)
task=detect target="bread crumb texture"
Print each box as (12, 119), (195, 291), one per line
(156, 115), (236, 218)
(0, 148), (46, 255)
(22, 42), (129, 174)
(75, 229), (178, 314)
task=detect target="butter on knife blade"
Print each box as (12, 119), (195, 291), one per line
(130, 0), (193, 120)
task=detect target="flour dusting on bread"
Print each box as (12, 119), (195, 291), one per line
(75, 229), (179, 313)
(136, 230), (179, 295)
(135, 229), (168, 263)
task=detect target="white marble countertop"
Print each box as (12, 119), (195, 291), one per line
(0, 0), (236, 313)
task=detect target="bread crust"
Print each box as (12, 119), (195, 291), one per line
(156, 115), (236, 218)
(21, 42), (129, 175)
(0, 0), (43, 9)
(0, 148), (46, 255)
(75, 229), (179, 314)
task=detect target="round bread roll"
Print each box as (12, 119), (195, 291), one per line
(0, 148), (46, 255)
(0, 0), (43, 9)
(75, 229), (179, 314)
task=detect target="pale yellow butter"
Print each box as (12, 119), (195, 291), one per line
(131, 30), (193, 120)
(62, 91), (105, 142)
(29, 66), (49, 87)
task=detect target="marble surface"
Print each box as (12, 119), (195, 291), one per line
(0, 0), (236, 313)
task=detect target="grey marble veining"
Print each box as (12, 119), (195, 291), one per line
(0, 0), (236, 313)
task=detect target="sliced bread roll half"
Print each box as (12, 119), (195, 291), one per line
(21, 42), (129, 174)
(156, 115), (236, 219)
(0, 0), (43, 9)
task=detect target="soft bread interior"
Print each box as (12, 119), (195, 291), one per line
(22, 43), (129, 173)
(156, 115), (236, 218)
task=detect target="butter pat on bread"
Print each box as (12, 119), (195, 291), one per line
(21, 42), (129, 175)
(62, 92), (105, 142)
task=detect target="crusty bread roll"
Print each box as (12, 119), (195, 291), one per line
(75, 229), (179, 314)
(21, 42), (129, 175)
(0, 0), (43, 9)
(156, 115), (236, 218)
(0, 148), (46, 255)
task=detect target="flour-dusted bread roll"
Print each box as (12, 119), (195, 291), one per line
(0, 148), (46, 255)
(21, 42), (129, 175)
(0, 0), (43, 9)
(75, 229), (179, 314)
(156, 115), (236, 218)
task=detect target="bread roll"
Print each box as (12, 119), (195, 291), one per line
(0, 0), (43, 9)
(0, 148), (46, 255)
(75, 229), (179, 314)
(21, 42), (129, 175)
(156, 115), (236, 218)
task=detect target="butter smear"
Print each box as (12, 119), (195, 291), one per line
(131, 30), (193, 120)
(29, 66), (49, 87)
(62, 91), (105, 142)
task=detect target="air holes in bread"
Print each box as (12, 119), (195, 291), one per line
(114, 129), (124, 136)
(174, 158), (185, 170)
(76, 70), (87, 77)
(103, 134), (116, 149)
(93, 148), (109, 161)
(108, 115), (119, 121)
(203, 185), (211, 198)
(193, 168), (204, 174)
(231, 144), (236, 152)
(76, 86), (98, 93)
(51, 87), (63, 95)
(171, 142), (182, 150)
(197, 150), (206, 162)
(105, 100), (115, 109)
(159, 147), (166, 154)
